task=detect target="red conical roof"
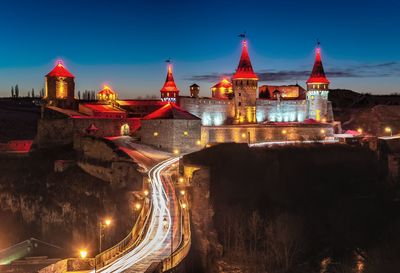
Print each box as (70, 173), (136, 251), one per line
(160, 63), (179, 93)
(46, 60), (75, 78)
(232, 40), (258, 80)
(307, 46), (329, 84)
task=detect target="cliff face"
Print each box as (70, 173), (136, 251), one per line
(190, 168), (223, 273)
(182, 143), (400, 273)
(0, 147), (136, 256)
(74, 136), (143, 190)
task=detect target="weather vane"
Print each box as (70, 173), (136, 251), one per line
(238, 31), (247, 39)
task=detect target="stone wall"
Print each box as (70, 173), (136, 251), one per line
(140, 119), (201, 153)
(179, 97), (235, 126)
(74, 136), (142, 189)
(256, 99), (307, 122)
(201, 123), (335, 144)
(35, 115), (140, 148)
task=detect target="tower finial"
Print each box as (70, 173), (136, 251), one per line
(317, 38), (320, 47)
(238, 31), (247, 39)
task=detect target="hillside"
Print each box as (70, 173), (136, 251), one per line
(329, 89), (400, 134)
(183, 143), (400, 273)
(0, 98), (40, 142)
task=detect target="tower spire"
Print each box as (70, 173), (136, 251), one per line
(232, 35), (258, 80)
(160, 59), (179, 102)
(307, 42), (329, 84)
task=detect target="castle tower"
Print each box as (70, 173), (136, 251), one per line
(232, 39), (258, 123)
(306, 43), (330, 121)
(190, 83), (200, 98)
(160, 62), (180, 103)
(44, 60), (76, 109)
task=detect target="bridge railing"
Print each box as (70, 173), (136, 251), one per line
(94, 198), (153, 270)
(161, 196), (191, 272)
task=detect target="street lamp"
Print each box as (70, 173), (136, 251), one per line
(134, 202), (141, 211)
(385, 127), (393, 136)
(99, 218), (112, 253)
(79, 249), (88, 259)
(357, 128), (363, 134)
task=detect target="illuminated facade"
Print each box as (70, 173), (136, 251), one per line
(44, 61), (76, 109)
(306, 43), (330, 121)
(179, 40), (333, 126)
(160, 62), (180, 103)
(232, 39), (258, 123)
(98, 85), (117, 102)
(211, 78), (233, 100)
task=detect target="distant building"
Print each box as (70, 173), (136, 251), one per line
(139, 103), (201, 152)
(36, 38), (337, 149)
(190, 83), (200, 98)
(44, 61), (76, 109)
(211, 78), (233, 100)
(259, 84), (306, 100)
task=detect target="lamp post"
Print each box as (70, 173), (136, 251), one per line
(385, 127), (393, 136)
(79, 249), (88, 259)
(99, 218), (112, 253)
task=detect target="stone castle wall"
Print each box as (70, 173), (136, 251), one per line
(140, 119), (201, 153)
(201, 123), (334, 144)
(179, 97), (234, 126)
(35, 115), (140, 148)
(74, 136), (142, 189)
(256, 99), (307, 122)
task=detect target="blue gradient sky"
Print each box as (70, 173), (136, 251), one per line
(0, 0), (399, 98)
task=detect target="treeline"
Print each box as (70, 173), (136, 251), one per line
(10, 84), (44, 98)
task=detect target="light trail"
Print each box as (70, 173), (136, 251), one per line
(92, 157), (180, 273)
(249, 138), (338, 147)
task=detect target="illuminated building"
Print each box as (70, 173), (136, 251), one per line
(190, 83), (200, 98)
(140, 103), (201, 152)
(306, 42), (330, 121)
(160, 62), (180, 103)
(232, 39), (258, 123)
(97, 85), (117, 102)
(44, 60), (76, 109)
(37, 38), (337, 150)
(211, 78), (233, 100)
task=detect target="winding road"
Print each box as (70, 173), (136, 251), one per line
(94, 138), (182, 273)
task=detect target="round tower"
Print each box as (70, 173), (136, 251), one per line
(306, 43), (330, 121)
(44, 60), (76, 109)
(160, 61), (180, 103)
(232, 38), (258, 123)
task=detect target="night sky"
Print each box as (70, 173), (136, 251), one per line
(0, 0), (399, 98)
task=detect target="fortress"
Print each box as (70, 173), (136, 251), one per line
(36, 38), (338, 152)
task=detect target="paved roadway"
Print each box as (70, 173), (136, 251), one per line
(93, 137), (181, 273)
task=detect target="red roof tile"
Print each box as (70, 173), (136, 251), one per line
(143, 103), (199, 120)
(160, 63), (179, 93)
(307, 46), (329, 84)
(98, 85), (116, 96)
(232, 40), (258, 80)
(46, 61), (75, 78)
(212, 78), (232, 89)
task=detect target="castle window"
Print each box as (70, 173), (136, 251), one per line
(239, 93), (241, 96)
(238, 102), (241, 106)
(313, 85), (315, 89)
